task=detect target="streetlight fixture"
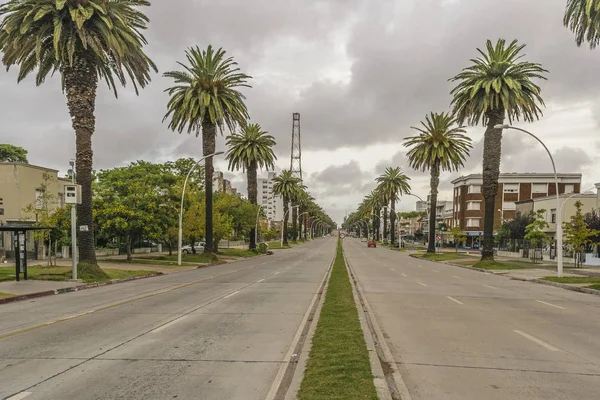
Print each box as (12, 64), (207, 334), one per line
(178, 151), (224, 266)
(495, 124), (562, 277)
(255, 204), (263, 249)
(67, 159), (78, 280)
(298, 212), (309, 240)
(281, 205), (300, 246)
(311, 218), (321, 239)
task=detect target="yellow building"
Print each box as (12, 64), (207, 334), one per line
(0, 162), (71, 255)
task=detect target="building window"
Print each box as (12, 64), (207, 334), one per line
(504, 183), (519, 193)
(532, 183), (547, 193)
(467, 201), (480, 211)
(466, 218), (480, 228)
(564, 184), (574, 194)
(35, 188), (45, 210)
(551, 209), (556, 223)
(468, 185), (481, 194)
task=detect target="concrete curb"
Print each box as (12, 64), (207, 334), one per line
(345, 255), (413, 400)
(265, 250), (335, 400)
(0, 272), (163, 305)
(510, 276), (600, 296)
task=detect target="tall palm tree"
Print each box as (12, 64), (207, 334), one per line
(404, 112), (472, 253)
(449, 39), (547, 260)
(272, 170), (301, 246)
(376, 167), (411, 247)
(164, 45), (251, 253)
(225, 123), (276, 249)
(564, 0), (600, 48)
(0, 0), (157, 267)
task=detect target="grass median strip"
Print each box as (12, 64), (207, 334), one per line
(297, 240), (377, 400)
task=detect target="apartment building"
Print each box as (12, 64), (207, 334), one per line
(212, 171), (237, 196)
(419, 194), (453, 236)
(257, 172), (283, 224)
(452, 173), (582, 246)
(0, 162), (71, 252)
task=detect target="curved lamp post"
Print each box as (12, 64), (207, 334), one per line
(281, 205), (300, 247)
(255, 204), (263, 248)
(311, 218), (321, 239)
(495, 124), (561, 277)
(178, 151), (224, 266)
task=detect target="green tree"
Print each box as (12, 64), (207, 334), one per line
(182, 199), (205, 254)
(398, 211), (427, 219)
(0, 144), (28, 163)
(524, 209), (550, 263)
(564, 0), (600, 48)
(22, 172), (58, 263)
(584, 209), (600, 255)
(450, 39), (548, 261)
(214, 192), (256, 242)
(449, 226), (467, 252)
(404, 112), (472, 253)
(0, 0), (157, 268)
(164, 45), (251, 253)
(376, 167), (411, 247)
(272, 170), (302, 246)
(225, 123), (276, 249)
(564, 201), (599, 267)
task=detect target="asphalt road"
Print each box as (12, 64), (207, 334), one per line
(0, 238), (335, 400)
(344, 238), (600, 400)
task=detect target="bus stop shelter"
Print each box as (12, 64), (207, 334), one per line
(0, 225), (53, 281)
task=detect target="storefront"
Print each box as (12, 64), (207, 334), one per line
(466, 231), (483, 249)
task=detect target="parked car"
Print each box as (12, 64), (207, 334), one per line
(367, 240), (377, 248)
(181, 241), (206, 254)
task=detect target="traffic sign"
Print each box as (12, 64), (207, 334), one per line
(436, 235), (442, 242)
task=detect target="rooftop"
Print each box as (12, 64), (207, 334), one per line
(451, 172), (582, 185)
(0, 162), (59, 173)
(515, 192), (597, 204)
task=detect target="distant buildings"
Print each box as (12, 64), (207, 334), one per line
(257, 172), (283, 225)
(212, 171), (238, 196)
(451, 172), (582, 247)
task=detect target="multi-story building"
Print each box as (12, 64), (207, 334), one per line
(257, 172), (283, 225)
(451, 173), (582, 246)
(0, 162), (71, 254)
(419, 194), (453, 237)
(212, 171), (237, 196)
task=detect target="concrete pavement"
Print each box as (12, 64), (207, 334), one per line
(0, 238), (335, 400)
(344, 238), (600, 400)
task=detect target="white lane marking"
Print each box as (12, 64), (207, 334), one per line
(536, 300), (565, 310)
(257, 279), (265, 283)
(452, 276), (462, 280)
(390, 268), (395, 271)
(417, 282), (428, 287)
(446, 296), (464, 305)
(151, 316), (188, 333)
(274, 271), (279, 275)
(224, 290), (240, 299)
(514, 330), (561, 352)
(401, 273), (408, 277)
(484, 285), (497, 290)
(7, 393), (32, 400)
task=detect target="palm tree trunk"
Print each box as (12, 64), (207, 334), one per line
(383, 207), (388, 242)
(202, 119), (217, 253)
(63, 55), (99, 267)
(390, 196), (397, 246)
(481, 110), (505, 261)
(292, 206), (298, 241)
(303, 215), (308, 240)
(283, 197), (289, 246)
(247, 162), (258, 249)
(427, 162), (440, 253)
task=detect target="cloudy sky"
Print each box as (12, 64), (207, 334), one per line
(2, 0), (600, 225)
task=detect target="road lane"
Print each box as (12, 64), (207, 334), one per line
(0, 238), (335, 400)
(344, 238), (600, 400)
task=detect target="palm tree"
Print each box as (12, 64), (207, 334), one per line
(404, 112), (472, 253)
(564, 0), (600, 48)
(225, 123), (276, 249)
(272, 170), (301, 246)
(0, 0), (156, 267)
(376, 167), (411, 247)
(449, 39), (547, 260)
(164, 45), (251, 253)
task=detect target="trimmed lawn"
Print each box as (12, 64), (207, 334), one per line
(587, 284), (600, 290)
(0, 266), (155, 283)
(543, 276), (600, 284)
(218, 248), (259, 258)
(417, 253), (471, 261)
(472, 260), (529, 270)
(0, 292), (14, 299)
(297, 240), (378, 400)
(266, 241), (292, 250)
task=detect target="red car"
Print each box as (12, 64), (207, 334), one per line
(367, 240), (377, 248)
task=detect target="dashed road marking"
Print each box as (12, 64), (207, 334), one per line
(401, 273), (408, 277)
(514, 330), (561, 352)
(484, 285), (497, 290)
(6, 392), (32, 400)
(446, 296), (464, 305)
(224, 290), (240, 299)
(257, 279), (265, 283)
(536, 300), (565, 310)
(417, 282), (428, 287)
(452, 276), (462, 280)
(151, 316), (188, 333)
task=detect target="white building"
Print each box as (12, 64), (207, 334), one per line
(258, 172), (283, 224)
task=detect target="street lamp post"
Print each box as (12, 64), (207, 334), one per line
(178, 152), (223, 266)
(281, 205), (299, 247)
(68, 159), (77, 280)
(297, 212), (309, 240)
(255, 204), (263, 249)
(495, 125), (562, 277)
(311, 218), (321, 239)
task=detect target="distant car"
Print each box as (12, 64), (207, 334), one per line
(367, 240), (377, 248)
(181, 241), (206, 254)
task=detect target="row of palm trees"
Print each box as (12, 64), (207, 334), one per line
(0, 0), (595, 265)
